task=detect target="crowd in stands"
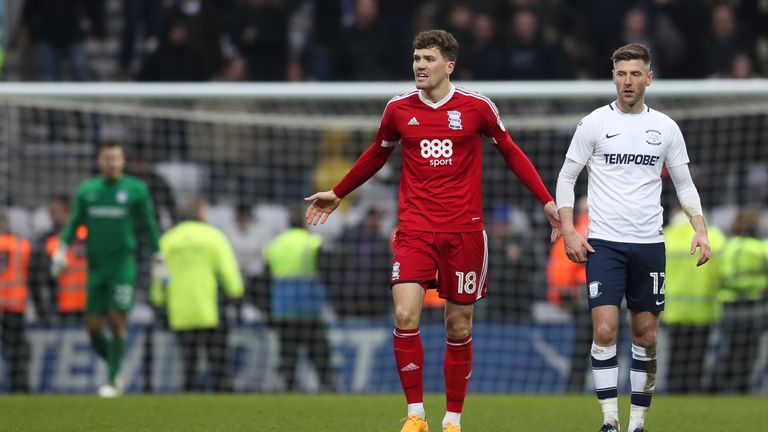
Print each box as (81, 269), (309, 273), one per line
(4, 0), (768, 82)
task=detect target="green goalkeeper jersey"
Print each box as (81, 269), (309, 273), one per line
(60, 175), (160, 264)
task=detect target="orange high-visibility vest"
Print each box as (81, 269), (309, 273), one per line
(546, 213), (589, 306)
(45, 226), (88, 313)
(423, 288), (446, 308)
(0, 234), (31, 313)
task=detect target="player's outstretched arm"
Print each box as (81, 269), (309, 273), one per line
(304, 190), (342, 225)
(689, 215), (710, 266)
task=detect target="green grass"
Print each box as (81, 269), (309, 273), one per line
(0, 394), (765, 431)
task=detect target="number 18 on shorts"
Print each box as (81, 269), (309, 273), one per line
(391, 229), (488, 304)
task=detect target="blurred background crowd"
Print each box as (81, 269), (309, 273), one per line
(2, 0), (768, 82)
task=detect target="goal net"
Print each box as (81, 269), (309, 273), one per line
(0, 81), (766, 394)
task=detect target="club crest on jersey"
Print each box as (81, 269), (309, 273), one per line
(116, 190), (128, 203)
(588, 281), (602, 299)
(447, 111), (463, 130)
(645, 129), (662, 145)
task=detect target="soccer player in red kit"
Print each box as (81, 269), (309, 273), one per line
(306, 29), (560, 432)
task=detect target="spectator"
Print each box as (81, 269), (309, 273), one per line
(484, 203), (535, 321)
(709, 208), (768, 394)
(662, 206), (727, 393)
(465, 13), (505, 80)
(137, 19), (212, 81)
(118, 0), (164, 75)
(0, 211), (31, 393)
(222, 202), (274, 317)
(302, 0), (343, 81)
(151, 197), (244, 392)
(29, 195), (87, 325)
(503, 8), (569, 79)
(127, 153), (178, 229)
(229, 0), (289, 81)
(440, 2), (474, 79)
(263, 205), (335, 392)
(703, 2), (750, 77)
(334, 0), (398, 80)
(21, 0), (104, 80)
(330, 206), (391, 318)
(716, 52), (759, 79)
(547, 196), (590, 393)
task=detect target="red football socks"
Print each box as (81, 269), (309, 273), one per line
(444, 334), (473, 413)
(393, 327), (424, 404)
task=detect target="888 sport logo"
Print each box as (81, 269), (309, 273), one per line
(420, 139), (453, 167)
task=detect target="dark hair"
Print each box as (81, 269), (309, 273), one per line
(49, 193), (71, 207)
(288, 205), (306, 228)
(413, 29), (459, 61)
(235, 202), (252, 218)
(611, 43), (651, 65)
(99, 141), (124, 153)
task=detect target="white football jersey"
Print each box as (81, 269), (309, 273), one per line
(566, 102), (689, 243)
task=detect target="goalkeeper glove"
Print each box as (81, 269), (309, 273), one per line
(50, 245), (69, 278)
(151, 252), (169, 286)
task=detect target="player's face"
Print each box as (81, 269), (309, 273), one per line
(413, 47), (454, 91)
(98, 147), (125, 181)
(612, 59), (653, 111)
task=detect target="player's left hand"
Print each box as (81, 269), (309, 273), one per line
(543, 200), (561, 242)
(690, 232), (710, 266)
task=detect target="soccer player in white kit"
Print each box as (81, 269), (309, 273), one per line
(555, 43), (711, 432)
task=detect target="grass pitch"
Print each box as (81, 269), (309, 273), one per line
(0, 393), (764, 431)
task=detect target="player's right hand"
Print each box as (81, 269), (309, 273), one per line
(562, 229), (594, 264)
(304, 190), (341, 225)
(50, 246), (69, 278)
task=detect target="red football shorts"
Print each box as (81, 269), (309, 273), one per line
(390, 229), (488, 304)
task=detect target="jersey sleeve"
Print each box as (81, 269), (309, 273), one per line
(663, 122), (690, 168)
(479, 96), (509, 142)
(480, 98), (553, 204)
(565, 117), (596, 165)
(376, 102), (401, 146)
(59, 184), (87, 246)
(332, 102), (398, 198)
(136, 182), (161, 252)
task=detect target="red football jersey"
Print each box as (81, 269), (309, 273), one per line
(376, 85), (510, 232)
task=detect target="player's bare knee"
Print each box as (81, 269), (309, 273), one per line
(632, 331), (657, 349)
(593, 323), (618, 345)
(445, 321), (471, 339)
(393, 307), (420, 329)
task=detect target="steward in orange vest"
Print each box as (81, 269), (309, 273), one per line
(30, 195), (87, 323)
(44, 226), (87, 314)
(0, 212), (31, 392)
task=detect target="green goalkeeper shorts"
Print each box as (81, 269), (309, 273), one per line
(86, 257), (136, 314)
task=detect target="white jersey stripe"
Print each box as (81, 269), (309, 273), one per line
(455, 87), (500, 118)
(478, 230), (488, 300)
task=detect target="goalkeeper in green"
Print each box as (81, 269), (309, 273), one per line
(52, 142), (162, 397)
